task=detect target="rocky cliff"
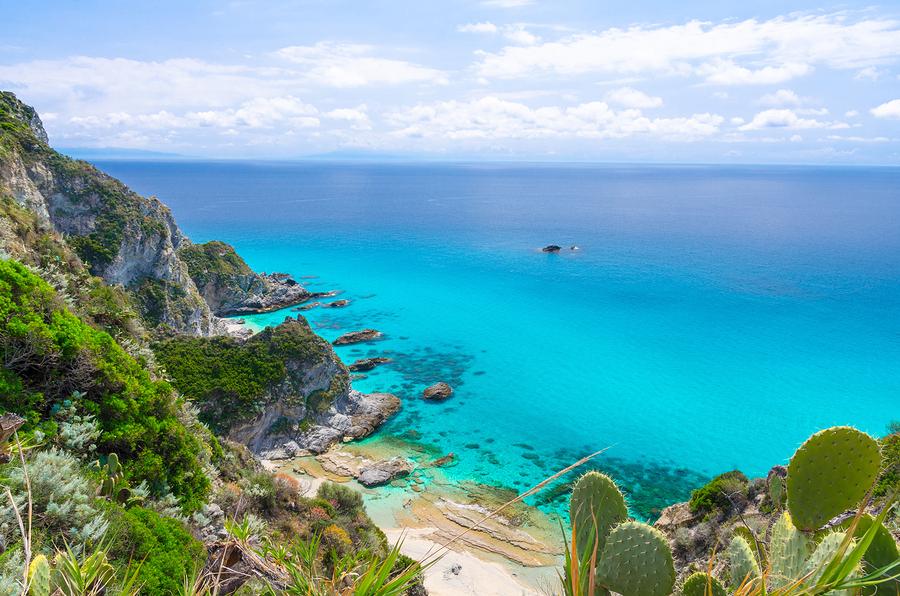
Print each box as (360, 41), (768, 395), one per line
(178, 240), (311, 315)
(154, 316), (400, 459)
(0, 91), (216, 334)
(0, 91), (401, 459)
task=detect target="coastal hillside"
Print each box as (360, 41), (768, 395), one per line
(0, 92), (897, 596)
(0, 92), (422, 594)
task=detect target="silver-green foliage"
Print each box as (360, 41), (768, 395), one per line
(0, 448), (108, 548)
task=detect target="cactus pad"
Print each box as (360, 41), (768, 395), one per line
(842, 514), (899, 595)
(768, 512), (812, 588)
(597, 521), (675, 596)
(802, 531), (852, 587)
(726, 535), (760, 588)
(681, 572), (726, 596)
(570, 471), (627, 558)
(27, 554), (51, 596)
(786, 426), (880, 531)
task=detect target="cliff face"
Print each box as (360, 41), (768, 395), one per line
(179, 240), (311, 315)
(0, 91), (400, 460)
(154, 316), (400, 459)
(0, 91), (215, 335)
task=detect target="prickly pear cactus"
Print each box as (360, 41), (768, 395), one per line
(681, 572), (726, 596)
(569, 471), (627, 558)
(27, 554), (50, 596)
(841, 514), (899, 595)
(786, 426), (881, 531)
(768, 512), (812, 588)
(596, 521), (675, 596)
(726, 535), (760, 588)
(802, 531), (854, 593)
(767, 466), (787, 510)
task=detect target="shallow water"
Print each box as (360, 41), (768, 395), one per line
(98, 160), (900, 519)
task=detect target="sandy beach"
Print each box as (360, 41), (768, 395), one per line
(267, 437), (564, 595)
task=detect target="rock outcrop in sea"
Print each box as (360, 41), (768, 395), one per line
(333, 328), (384, 345)
(179, 240), (311, 315)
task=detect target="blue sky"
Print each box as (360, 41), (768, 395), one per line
(2, 0), (900, 163)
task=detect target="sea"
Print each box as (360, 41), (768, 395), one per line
(96, 160), (900, 519)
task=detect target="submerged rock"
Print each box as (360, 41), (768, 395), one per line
(431, 453), (457, 467)
(348, 357), (392, 372)
(423, 382), (453, 400)
(358, 457), (413, 487)
(542, 245), (562, 253)
(333, 329), (384, 345)
(323, 299), (351, 308)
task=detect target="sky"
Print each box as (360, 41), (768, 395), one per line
(2, 0), (900, 164)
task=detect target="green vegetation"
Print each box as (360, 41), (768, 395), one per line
(1, 92), (165, 275)
(108, 506), (206, 595)
(0, 259), (210, 509)
(178, 240), (255, 287)
(154, 318), (333, 433)
(689, 470), (749, 515)
(874, 426), (899, 499)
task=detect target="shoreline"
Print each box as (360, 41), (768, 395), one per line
(264, 435), (564, 595)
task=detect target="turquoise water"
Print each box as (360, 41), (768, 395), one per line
(98, 161), (900, 518)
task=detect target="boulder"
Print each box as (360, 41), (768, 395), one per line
(358, 457), (413, 487)
(423, 382), (453, 400)
(542, 245), (562, 253)
(333, 329), (384, 345)
(348, 357), (392, 372)
(323, 299), (351, 308)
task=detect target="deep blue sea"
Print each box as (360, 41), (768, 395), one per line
(97, 160), (900, 518)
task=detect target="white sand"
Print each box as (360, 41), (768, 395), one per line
(384, 528), (548, 596)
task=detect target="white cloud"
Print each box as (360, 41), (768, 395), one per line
(696, 60), (811, 85)
(473, 14), (900, 84)
(758, 89), (802, 106)
(275, 42), (448, 87)
(605, 87), (663, 109)
(324, 105), (372, 129)
(826, 135), (891, 142)
(386, 96), (723, 141)
(845, 110), (859, 117)
(458, 22), (499, 34)
(871, 99), (900, 118)
(459, 22), (540, 45)
(503, 26), (540, 45)
(738, 108), (848, 131)
(854, 66), (883, 80)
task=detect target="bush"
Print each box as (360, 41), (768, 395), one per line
(689, 470), (749, 515)
(153, 318), (333, 433)
(318, 482), (364, 516)
(0, 448), (107, 549)
(108, 506), (206, 595)
(0, 259), (210, 510)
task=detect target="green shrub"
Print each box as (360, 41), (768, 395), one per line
(689, 470), (749, 515)
(108, 506), (206, 595)
(318, 482), (364, 516)
(0, 259), (210, 510)
(153, 319), (331, 433)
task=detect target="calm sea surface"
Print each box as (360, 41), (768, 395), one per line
(97, 160), (900, 518)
